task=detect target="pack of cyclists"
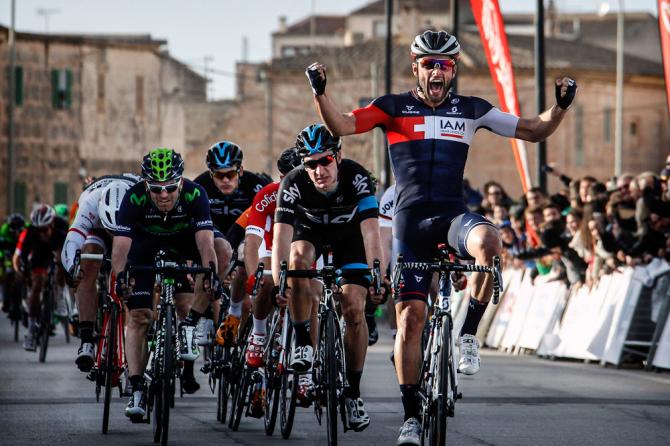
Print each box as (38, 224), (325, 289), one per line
(0, 30), (575, 445)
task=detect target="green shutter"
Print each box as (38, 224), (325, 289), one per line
(54, 182), (69, 204)
(51, 69), (59, 108)
(65, 69), (73, 108)
(13, 181), (27, 216)
(15, 66), (23, 106)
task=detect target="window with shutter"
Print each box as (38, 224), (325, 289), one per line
(54, 182), (69, 204)
(51, 69), (73, 109)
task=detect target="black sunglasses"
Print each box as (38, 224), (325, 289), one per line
(211, 169), (240, 181)
(147, 180), (180, 194)
(303, 154), (336, 170)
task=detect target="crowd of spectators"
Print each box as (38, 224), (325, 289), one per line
(466, 155), (670, 288)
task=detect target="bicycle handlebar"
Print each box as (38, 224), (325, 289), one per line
(128, 263), (214, 276)
(392, 252), (503, 305)
(277, 260), (381, 297)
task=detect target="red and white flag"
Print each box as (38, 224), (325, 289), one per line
(470, 0), (532, 192)
(659, 0), (670, 114)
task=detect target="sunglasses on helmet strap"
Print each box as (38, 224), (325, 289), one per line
(146, 179), (181, 194)
(303, 154), (336, 170)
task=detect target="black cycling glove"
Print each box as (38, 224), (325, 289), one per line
(305, 63), (326, 96)
(555, 78), (577, 110)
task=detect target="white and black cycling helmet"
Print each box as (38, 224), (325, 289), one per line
(411, 30), (460, 59)
(98, 180), (132, 230)
(30, 204), (56, 228)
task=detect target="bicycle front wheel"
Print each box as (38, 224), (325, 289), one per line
(159, 308), (174, 446)
(280, 321), (297, 439)
(323, 312), (338, 445)
(39, 287), (54, 363)
(102, 305), (118, 434)
(428, 317), (452, 446)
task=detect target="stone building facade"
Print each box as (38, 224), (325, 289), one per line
(0, 26), (223, 217)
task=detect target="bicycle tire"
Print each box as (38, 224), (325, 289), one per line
(427, 317), (451, 446)
(264, 313), (282, 436)
(39, 286), (54, 363)
(102, 304), (118, 434)
(230, 369), (250, 431)
(323, 312), (338, 445)
(14, 319), (19, 343)
(152, 380), (163, 443)
(216, 364), (229, 424)
(160, 306), (174, 446)
(280, 322), (297, 439)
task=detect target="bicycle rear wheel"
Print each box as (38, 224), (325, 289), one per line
(279, 322), (297, 439)
(323, 312), (338, 445)
(102, 305), (118, 434)
(215, 346), (230, 423)
(427, 317), (451, 446)
(230, 368), (250, 431)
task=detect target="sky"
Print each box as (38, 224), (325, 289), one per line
(0, 0), (660, 99)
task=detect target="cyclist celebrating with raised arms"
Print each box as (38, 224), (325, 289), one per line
(272, 124), (383, 432)
(111, 148), (217, 421)
(306, 30), (577, 445)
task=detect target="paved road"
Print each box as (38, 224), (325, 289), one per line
(1, 314), (669, 445)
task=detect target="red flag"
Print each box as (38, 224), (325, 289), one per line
(470, 0), (532, 192)
(660, 0), (670, 114)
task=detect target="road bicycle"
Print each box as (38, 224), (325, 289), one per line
(74, 250), (126, 434)
(391, 244), (502, 446)
(130, 254), (215, 446)
(277, 259), (381, 445)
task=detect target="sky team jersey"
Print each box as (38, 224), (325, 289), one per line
(378, 184), (395, 228)
(62, 174), (139, 271)
(194, 170), (269, 233)
(352, 91), (519, 213)
(246, 182), (279, 251)
(114, 179), (213, 238)
(275, 159), (378, 228)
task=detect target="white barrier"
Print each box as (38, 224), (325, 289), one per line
(517, 280), (568, 351)
(653, 310), (670, 368)
(482, 268), (523, 348)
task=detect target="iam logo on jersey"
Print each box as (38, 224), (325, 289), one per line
(414, 116), (467, 140)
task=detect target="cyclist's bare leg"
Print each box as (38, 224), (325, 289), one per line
(76, 243), (104, 325)
(126, 308), (153, 377)
(465, 225), (502, 303)
(28, 272), (46, 320)
(310, 282), (319, 345)
(394, 300), (426, 384)
(287, 241), (316, 326)
(340, 284), (368, 370)
(252, 257), (274, 322)
(214, 237), (232, 283)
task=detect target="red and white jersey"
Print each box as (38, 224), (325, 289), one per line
(245, 182), (279, 256)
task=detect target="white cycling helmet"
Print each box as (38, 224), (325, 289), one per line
(98, 181), (132, 230)
(30, 204), (56, 228)
(411, 30), (460, 59)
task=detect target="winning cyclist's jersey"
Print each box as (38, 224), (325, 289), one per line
(352, 90), (519, 214)
(275, 159), (378, 228)
(194, 170), (270, 233)
(62, 174), (140, 271)
(378, 184), (395, 229)
(114, 179), (213, 238)
(246, 182), (279, 252)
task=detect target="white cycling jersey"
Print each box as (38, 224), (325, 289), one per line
(379, 184), (395, 229)
(61, 174), (140, 272)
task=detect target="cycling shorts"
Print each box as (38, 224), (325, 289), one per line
(125, 230), (202, 310)
(84, 228), (112, 253)
(293, 221), (371, 288)
(392, 206), (495, 303)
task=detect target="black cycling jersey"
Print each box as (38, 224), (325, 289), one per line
(275, 159), (378, 228)
(115, 179), (213, 238)
(16, 217), (68, 270)
(194, 170), (269, 233)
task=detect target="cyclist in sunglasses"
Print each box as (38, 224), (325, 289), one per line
(306, 29), (578, 445)
(13, 204), (68, 351)
(192, 141), (269, 351)
(112, 148), (218, 419)
(272, 124), (384, 432)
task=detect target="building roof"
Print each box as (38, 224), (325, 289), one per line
(270, 31), (663, 78)
(0, 24), (166, 50)
(273, 15), (346, 36)
(351, 0), (450, 15)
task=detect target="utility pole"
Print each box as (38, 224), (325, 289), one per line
(450, 0), (459, 93)
(204, 55), (214, 99)
(36, 7), (59, 33)
(262, 70), (274, 175)
(383, 0), (393, 188)
(535, 0), (547, 192)
(7, 0), (17, 215)
(614, 0), (624, 177)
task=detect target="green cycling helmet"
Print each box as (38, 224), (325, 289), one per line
(141, 148), (184, 182)
(54, 203), (69, 218)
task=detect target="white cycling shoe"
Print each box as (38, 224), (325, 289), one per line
(344, 397), (370, 432)
(458, 334), (481, 375)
